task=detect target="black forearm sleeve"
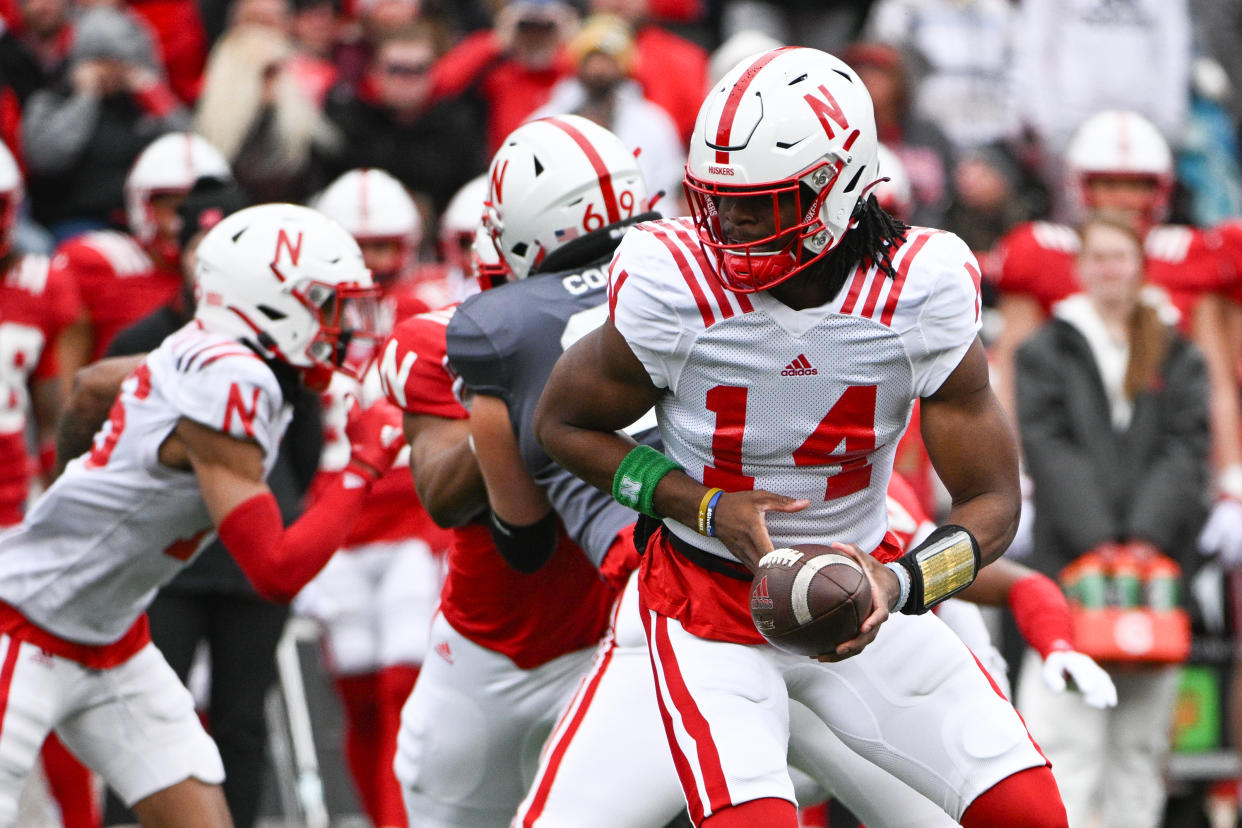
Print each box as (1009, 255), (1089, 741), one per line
(488, 509), (559, 574)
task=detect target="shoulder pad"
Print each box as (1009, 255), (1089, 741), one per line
(3, 254), (50, 294)
(378, 308), (467, 418)
(1145, 224), (1195, 264)
(1030, 222), (1080, 254)
(73, 231), (153, 276)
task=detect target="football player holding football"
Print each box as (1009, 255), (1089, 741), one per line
(536, 47), (1066, 827)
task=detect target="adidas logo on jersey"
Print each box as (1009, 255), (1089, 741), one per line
(435, 641), (454, 664)
(781, 355), (818, 376)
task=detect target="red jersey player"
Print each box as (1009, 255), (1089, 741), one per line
(0, 139), (95, 828)
(52, 132), (231, 374)
(0, 140), (85, 526)
(302, 166), (450, 828)
(377, 251), (617, 824)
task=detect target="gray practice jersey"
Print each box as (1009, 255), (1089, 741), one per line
(447, 256), (658, 568)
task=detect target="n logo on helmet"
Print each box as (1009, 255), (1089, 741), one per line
(803, 84), (850, 140)
(490, 160), (509, 205)
(269, 229), (303, 282)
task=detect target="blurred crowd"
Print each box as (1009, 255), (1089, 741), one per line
(4, 0), (1242, 826)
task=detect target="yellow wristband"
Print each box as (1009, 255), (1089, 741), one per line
(697, 488), (724, 535)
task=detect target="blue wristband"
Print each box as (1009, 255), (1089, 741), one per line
(704, 489), (724, 538)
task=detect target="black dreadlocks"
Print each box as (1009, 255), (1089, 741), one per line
(806, 194), (908, 300)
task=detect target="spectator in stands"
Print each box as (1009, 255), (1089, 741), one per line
(128, 0), (209, 103)
(844, 40), (956, 228)
(324, 23), (484, 218)
(716, 0), (869, 74)
(589, 0), (707, 143)
(21, 5), (189, 241)
(943, 145), (1033, 254)
(429, 0), (575, 155)
(230, 0), (293, 31)
(1012, 0), (1192, 192)
(1014, 213), (1209, 828)
(195, 24), (338, 202)
(15, 0), (71, 81)
(864, 0), (1019, 154)
(1192, 0), (1242, 142)
(289, 0), (341, 104)
(0, 0), (62, 163)
(532, 13), (683, 203)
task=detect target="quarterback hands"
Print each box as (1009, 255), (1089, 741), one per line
(712, 489), (809, 572)
(1198, 497), (1242, 566)
(345, 398), (405, 480)
(815, 541), (897, 663)
(1041, 649), (1118, 709)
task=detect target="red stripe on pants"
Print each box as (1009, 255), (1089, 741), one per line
(0, 639), (20, 741)
(651, 613), (734, 819)
(522, 640), (616, 825)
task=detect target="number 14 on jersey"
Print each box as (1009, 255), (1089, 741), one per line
(704, 384), (878, 501)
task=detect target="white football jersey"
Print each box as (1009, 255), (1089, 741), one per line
(0, 324), (291, 644)
(610, 218), (981, 560)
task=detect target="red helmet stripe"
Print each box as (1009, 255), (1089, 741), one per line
(1117, 111), (1132, 169)
(713, 48), (788, 164)
(543, 116), (621, 224)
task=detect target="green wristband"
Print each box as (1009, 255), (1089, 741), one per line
(612, 445), (682, 518)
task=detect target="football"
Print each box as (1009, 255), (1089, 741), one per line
(749, 544), (872, 657)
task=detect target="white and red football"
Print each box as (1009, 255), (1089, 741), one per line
(749, 544), (872, 657)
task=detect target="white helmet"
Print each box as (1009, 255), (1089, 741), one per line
(313, 168), (423, 247)
(874, 143), (912, 222)
(484, 114), (647, 280)
(193, 203), (380, 381)
(0, 140), (22, 257)
(1065, 110), (1173, 222)
(125, 132), (231, 246)
(441, 174), (487, 272)
(685, 47), (880, 292)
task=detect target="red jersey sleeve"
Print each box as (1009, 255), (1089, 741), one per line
(7, 255), (81, 381)
(430, 31), (504, 101)
(42, 254), (84, 335)
(1145, 225), (1233, 326)
(994, 221), (1078, 314)
(378, 308), (468, 420)
(1216, 220), (1242, 306)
